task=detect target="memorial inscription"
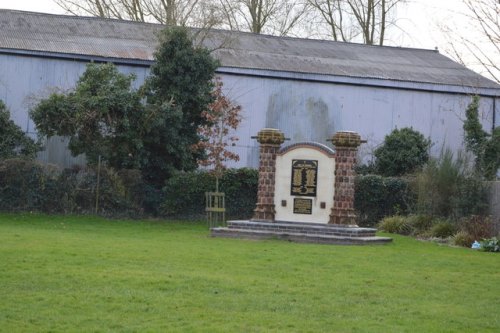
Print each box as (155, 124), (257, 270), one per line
(293, 198), (313, 214)
(290, 159), (318, 197)
(273, 142), (335, 223)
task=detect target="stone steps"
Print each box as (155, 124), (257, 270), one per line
(211, 220), (392, 245)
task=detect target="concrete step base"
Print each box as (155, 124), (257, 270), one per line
(211, 220), (392, 245)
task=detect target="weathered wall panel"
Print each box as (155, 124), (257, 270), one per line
(1, 53), (498, 170)
(219, 74), (497, 168)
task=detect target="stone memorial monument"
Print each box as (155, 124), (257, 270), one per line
(211, 128), (392, 245)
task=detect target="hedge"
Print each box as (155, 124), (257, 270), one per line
(161, 168), (258, 219)
(355, 174), (413, 227)
(1, 158), (416, 225)
(0, 159), (258, 219)
(0, 159), (140, 217)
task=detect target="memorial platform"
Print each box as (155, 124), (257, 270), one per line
(211, 220), (392, 245)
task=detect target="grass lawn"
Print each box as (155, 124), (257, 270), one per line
(1, 213), (499, 332)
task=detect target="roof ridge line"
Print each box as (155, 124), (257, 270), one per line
(0, 9), (439, 53)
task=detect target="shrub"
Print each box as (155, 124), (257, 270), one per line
(0, 100), (41, 159)
(60, 166), (156, 217)
(141, 184), (165, 216)
(219, 168), (258, 219)
(355, 175), (412, 227)
(162, 168), (258, 219)
(374, 127), (431, 176)
(414, 148), (489, 220)
(453, 231), (475, 248)
(407, 215), (434, 235)
(64, 166), (136, 217)
(429, 220), (456, 238)
(459, 215), (495, 241)
(116, 169), (149, 213)
(378, 216), (413, 235)
(454, 175), (490, 218)
(355, 162), (377, 175)
(480, 237), (499, 252)
(0, 158), (55, 211)
(161, 170), (214, 218)
(0, 159), (142, 217)
(463, 96), (500, 180)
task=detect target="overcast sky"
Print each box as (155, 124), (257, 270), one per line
(1, 0), (488, 77)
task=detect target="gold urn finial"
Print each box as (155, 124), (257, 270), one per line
(253, 128), (286, 145)
(331, 131), (366, 148)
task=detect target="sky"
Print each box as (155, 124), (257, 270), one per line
(0, 0), (491, 78)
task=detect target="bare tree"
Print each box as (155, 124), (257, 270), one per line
(442, 0), (499, 83)
(54, 0), (220, 27)
(54, 0), (146, 21)
(55, 0), (408, 43)
(307, 0), (406, 45)
(307, 0), (356, 41)
(217, 0), (311, 36)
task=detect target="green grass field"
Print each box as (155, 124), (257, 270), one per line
(1, 213), (499, 332)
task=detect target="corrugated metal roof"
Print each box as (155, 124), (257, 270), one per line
(1, 9), (499, 89)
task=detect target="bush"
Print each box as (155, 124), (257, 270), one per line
(0, 159), (56, 211)
(355, 175), (413, 227)
(454, 176), (490, 218)
(61, 166), (138, 217)
(407, 215), (434, 235)
(459, 215), (495, 241)
(219, 168), (258, 218)
(374, 127), (431, 177)
(0, 158), (258, 218)
(453, 231), (475, 248)
(162, 168), (258, 219)
(480, 237), (499, 252)
(378, 216), (413, 235)
(429, 220), (456, 238)
(463, 96), (500, 180)
(0, 159), (142, 217)
(0, 100), (41, 159)
(414, 149), (489, 220)
(161, 170), (214, 218)
(355, 162), (377, 175)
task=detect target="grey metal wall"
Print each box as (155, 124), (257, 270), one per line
(219, 73), (498, 168)
(1, 53), (497, 169)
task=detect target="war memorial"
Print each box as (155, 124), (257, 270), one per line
(212, 128), (392, 245)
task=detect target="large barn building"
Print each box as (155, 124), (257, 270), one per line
(1, 9), (499, 168)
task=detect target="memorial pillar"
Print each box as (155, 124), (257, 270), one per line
(329, 131), (365, 226)
(251, 128), (285, 222)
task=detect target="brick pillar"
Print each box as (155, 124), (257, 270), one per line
(251, 128), (285, 222)
(329, 131), (365, 226)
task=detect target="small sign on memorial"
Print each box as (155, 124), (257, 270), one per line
(293, 198), (313, 214)
(290, 159), (318, 197)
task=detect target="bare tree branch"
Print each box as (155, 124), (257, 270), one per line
(216, 0), (310, 36)
(441, 0), (499, 83)
(55, 0), (222, 28)
(307, 0), (405, 45)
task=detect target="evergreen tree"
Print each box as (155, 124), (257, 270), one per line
(463, 95), (500, 179)
(31, 27), (219, 187)
(30, 63), (144, 169)
(374, 127), (431, 177)
(141, 26), (219, 185)
(0, 100), (41, 159)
